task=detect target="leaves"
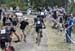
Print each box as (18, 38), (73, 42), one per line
(0, 0), (68, 10)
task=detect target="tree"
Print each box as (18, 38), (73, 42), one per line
(0, 0), (69, 10)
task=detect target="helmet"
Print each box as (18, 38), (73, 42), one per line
(24, 18), (28, 20)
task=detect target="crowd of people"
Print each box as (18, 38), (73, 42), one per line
(48, 6), (75, 43)
(0, 6), (30, 50)
(0, 5), (75, 50)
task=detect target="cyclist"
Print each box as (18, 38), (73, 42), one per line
(40, 10), (45, 20)
(34, 15), (46, 43)
(0, 21), (20, 48)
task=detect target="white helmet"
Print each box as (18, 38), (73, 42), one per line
(24, 18), (28, 20)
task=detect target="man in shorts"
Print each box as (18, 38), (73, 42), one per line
(20, 18), (29, 42)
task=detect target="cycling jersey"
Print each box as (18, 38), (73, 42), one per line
(34, 17), (43, 28)
(0, 26), (15, 42)
(34, 17), (44, 33)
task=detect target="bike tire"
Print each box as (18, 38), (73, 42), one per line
(37, 34), (41, 46)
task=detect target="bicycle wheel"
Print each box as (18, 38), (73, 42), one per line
(37, 33), (41, 46)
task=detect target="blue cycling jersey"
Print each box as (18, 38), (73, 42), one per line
(68, 17), (74, 26)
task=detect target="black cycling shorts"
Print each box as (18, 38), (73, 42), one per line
(35, 25), (42, 33)
(0, 34), (11, 42)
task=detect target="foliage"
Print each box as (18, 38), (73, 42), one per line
(0, 0), (68, 8)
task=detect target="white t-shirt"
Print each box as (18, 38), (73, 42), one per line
(10, 7), (13, 11)
(15, 12), (23, 19)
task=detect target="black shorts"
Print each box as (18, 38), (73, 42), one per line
(0, 34), (11, 42)
(20, 26), (25, 30)
(35, 25), (42, 33)
(10, 28), (16, 32)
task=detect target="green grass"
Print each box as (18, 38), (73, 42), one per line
(73, 25), (75, 34)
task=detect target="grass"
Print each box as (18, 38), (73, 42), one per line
(73, 25), (75, 34)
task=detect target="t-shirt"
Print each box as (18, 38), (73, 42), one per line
(66, 17), (74, 30)
(20, 21), (29, 30)
(68, 17), (74, 26)
(15, 12), (23, 17)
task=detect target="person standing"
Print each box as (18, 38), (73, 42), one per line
(66, 14), (74, 43)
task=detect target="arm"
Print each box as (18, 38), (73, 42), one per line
(66, 20), (74, 30)
(11, 27), (20, 41)
(42, 19), (46, 28)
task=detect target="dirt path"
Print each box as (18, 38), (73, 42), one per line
(12, 15), (75, 51)
(45, 17), (75, 51)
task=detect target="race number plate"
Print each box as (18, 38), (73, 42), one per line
(1, 29), (6, 34)
(37, 21), (41, 24)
